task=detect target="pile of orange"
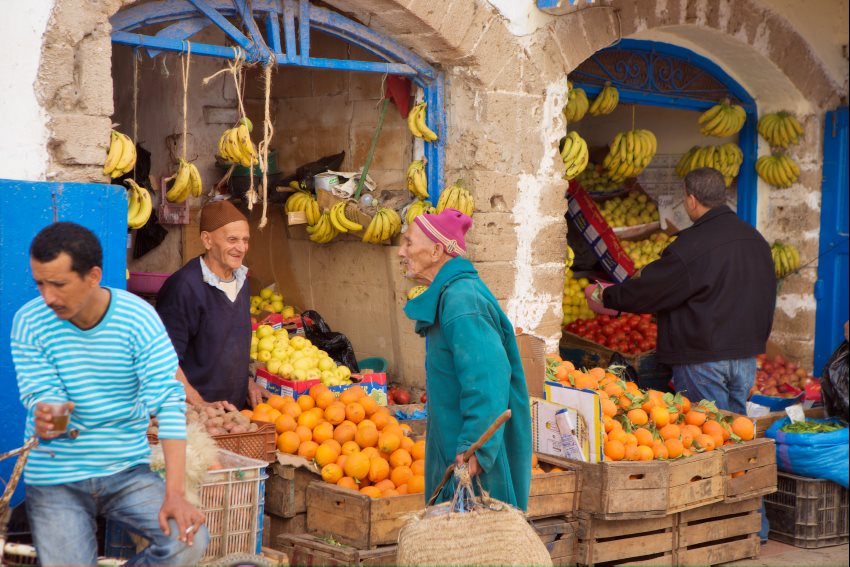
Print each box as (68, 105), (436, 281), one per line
(531, 453), (565, 475)
(546, 356), (756, 462)
(243, 385), (426, 498)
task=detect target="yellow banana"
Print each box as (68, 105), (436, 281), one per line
(166, 160), (191, 203)
(414, 104), (438, 142)
(112, 132), (137, 177)
(407, 103), (424, 138)
(104, 131), (124, 176)
(188, 162), (203, 198)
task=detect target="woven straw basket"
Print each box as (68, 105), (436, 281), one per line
(396, 499), (552, 566)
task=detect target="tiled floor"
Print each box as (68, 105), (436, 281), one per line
(723, 541), (849, 566)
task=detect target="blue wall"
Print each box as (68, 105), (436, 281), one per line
(0, 179), (127, 506)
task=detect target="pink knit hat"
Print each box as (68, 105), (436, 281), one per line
(413, 208), (472, 257)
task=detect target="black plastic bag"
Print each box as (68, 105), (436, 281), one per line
(301, 310), (360, 372)
(609, 352), (639, 383)
(821, 341), (849, 422)
(281, 152), (346, 191)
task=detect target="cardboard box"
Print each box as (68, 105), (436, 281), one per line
(517, 333), (547, 398)
(256, 367), (388, 404)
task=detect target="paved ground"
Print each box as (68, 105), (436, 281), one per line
(724, 541), (849, 566)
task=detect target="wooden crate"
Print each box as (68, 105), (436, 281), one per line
(675, 498), (761, 565)
(276, 533), (397, 567)
(666, 450), (725, 514)
(570, 450), (723, 519)
(306, 481), (425, 549)
(529, 455), (579, 519)
(263, 512), (307, 548)
(577, 513), (675, 566)
(720, 438), (778, 502)
(265, 463), (320, 518)
(533, 516), (578, 566)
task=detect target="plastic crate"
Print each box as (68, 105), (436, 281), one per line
(104, 450), (268, 561)
(764, 471), (849, 548)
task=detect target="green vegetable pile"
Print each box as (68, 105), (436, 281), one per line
(780, 420), (847, 434)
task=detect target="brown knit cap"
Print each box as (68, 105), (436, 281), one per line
(199, 200), (248, 233)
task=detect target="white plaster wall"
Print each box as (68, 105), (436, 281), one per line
(0, 0), (53, 181)
(486, 0), (552, 36)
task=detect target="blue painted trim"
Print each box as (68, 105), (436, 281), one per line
(113, 31), (245, 60)
(147, 17), (209, 58)
(283, 1), (297, 63)
(233, 0), (272, 63)
(814, 107), (849, 373)
(184, 0), (253, 54)
(573, 39), (758, 227)
(265, 12), (282, 55)
(299, 0), (311, 65)
(424, 73), (447, 203)
(273, 54), (416, 75)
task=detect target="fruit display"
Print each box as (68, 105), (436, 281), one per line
(217, 119), (258, 168)
(780, 420), (845, 433)
(103, 130), (138, 178)
(404, 199), (435, 226)
(770, 241), (801, 279)
(251, 324), (353, 386)
(328, 201), (363, 233)
(621, 232), (676, 270)
(530, 453), (566, 475)
(698, 101), (746, 137)
(756, 153), (800, 188)
(406, 160), (429, 199)
(249, 288), (296, 317)
(675, 143), (743, 187)
(435, 182), (474, 216)
(165, 159), (202, 203)
(599, 191), (659, 228)
(306, 211), (340, 244)
(588, 82), (619, 116)
(247, 385), (426, 498)
(758, 112), (804, 148)
(125, 179), (153, 230)
(562, 269), (596, 326)
(563, 81), (589, 123)
(559, 131), (590, 180)
(575, 164), (621, 194)
(407, 102), (438, 142)
(564, 314), (657, 355)
(362, 207), (402, 244)
(754, 353), (815, 398)
(186, 403), (260, 436)
(545, 357), (756, 461)
(602, 129), (657, 183)
(285, 191), (321, 226)
(387, 386), (413, 405)
(407, 285), (428, 300)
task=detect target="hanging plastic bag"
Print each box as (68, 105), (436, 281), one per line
(821, 341), (849, 422)
(300, 310), (360, 372)
(766, 417), (849, 488)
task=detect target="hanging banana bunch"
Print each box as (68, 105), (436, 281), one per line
(675, 143), (743, 187)
(218, 118), (259, 168)
(771, 241), (801, 279)
(406, 159), (429, 199)
(588, 82), (619, 116)
(362, 208), (402, 244)
(559, 131), (590, 180)
(405, 198), (435, 226)
(601, 129), (657, 183)
(407, 102), (438, 142)
(435, 182), (474, 216)
(698, 100), (747, 137)
(125, 179), (152, 230)
(103, 130), (137, 179)
(328, 201), (363, 233)
(164, 159), (202, 203)
(758, 112), (804, 148)
(563, 80), (589, 123)
(756, 153), (800, 188)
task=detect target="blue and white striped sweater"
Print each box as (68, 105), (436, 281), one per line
(10, 288), (186, 485)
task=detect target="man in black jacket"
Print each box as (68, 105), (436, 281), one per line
(587, 168), (776, 415)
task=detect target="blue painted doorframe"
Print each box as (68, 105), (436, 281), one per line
(111, 0), (446, 198)
(814, 107), (849, 374)
(0, 180), (128, 507)
(570, 39), (758, 227)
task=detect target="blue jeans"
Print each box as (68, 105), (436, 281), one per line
(26, 464), (208, 566)
(672, 358), (769, 542)
(671, 358), (756, 415)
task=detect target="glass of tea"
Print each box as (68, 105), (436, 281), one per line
(42, 402), (71, 436)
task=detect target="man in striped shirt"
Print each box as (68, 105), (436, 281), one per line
(10, 222), (208, 566)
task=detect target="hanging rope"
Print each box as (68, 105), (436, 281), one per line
(180, 42), (192, 162)
(257, 63), (274, 229)
(631, 104), (636, 132)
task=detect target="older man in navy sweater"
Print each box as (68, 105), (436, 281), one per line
(157, 200), (267, 409)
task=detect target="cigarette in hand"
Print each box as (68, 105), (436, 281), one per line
(184, 526), (194, 535)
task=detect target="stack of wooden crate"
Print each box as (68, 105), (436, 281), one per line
(565, 437), (777, 566)
(529, 455), (580, 566)
(262, 463), (320, 544)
